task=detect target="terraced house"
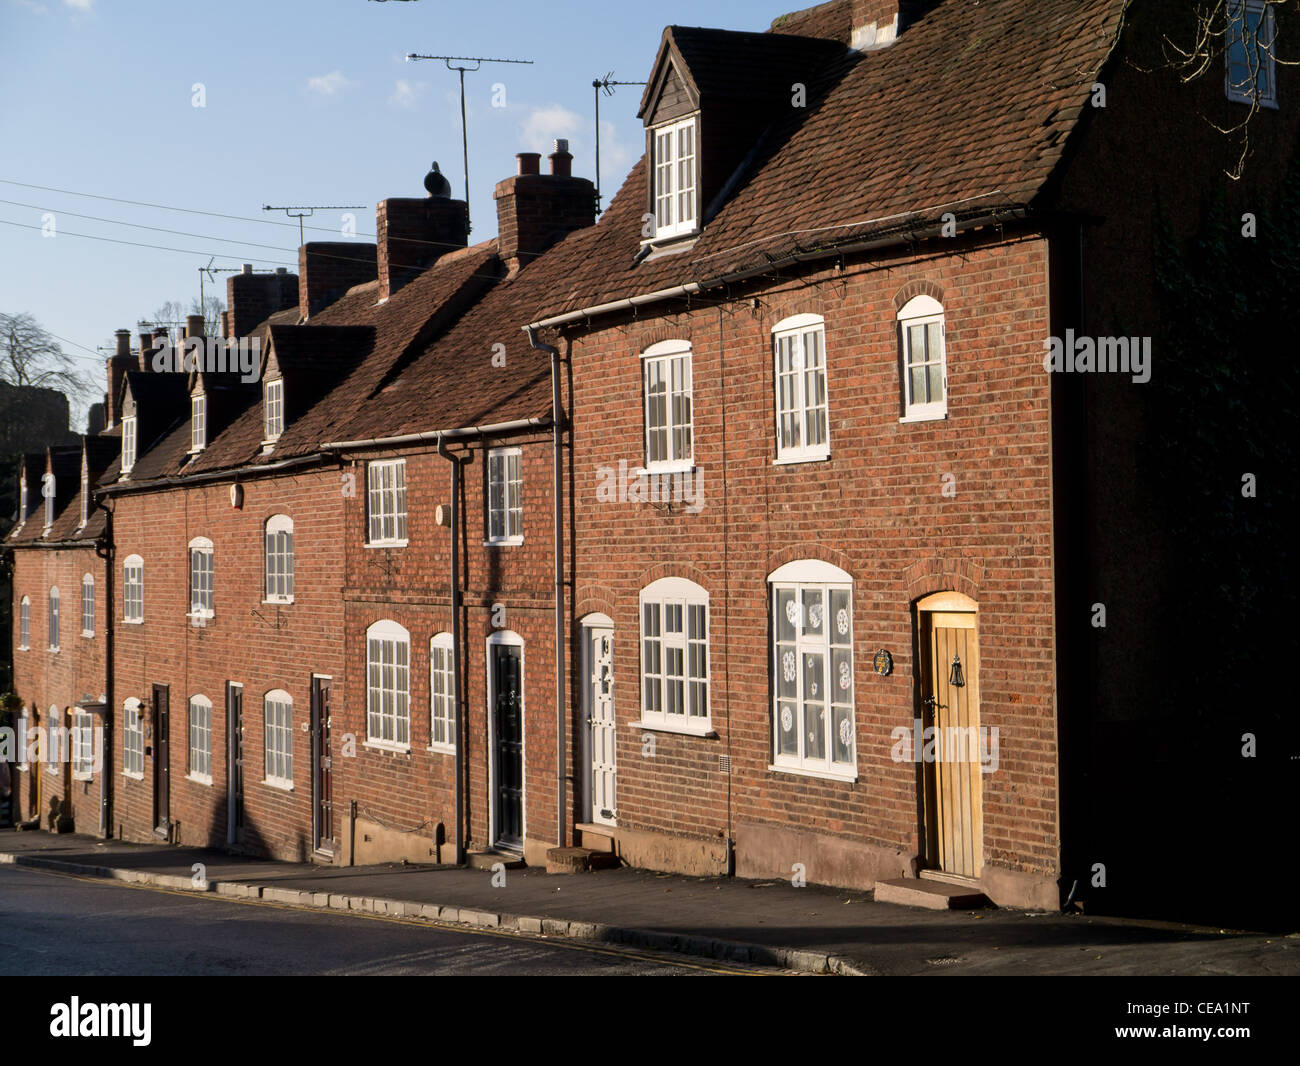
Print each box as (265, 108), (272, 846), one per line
(6, 0), (1294, 921)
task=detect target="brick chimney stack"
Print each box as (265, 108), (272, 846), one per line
(224, 264), (299, 338)
(185, 314), (205, 338)
(105, 329), (135, 428)
(376, 162), (469, 302)
(299, 242), (378, 320)
(494, 140), (596, 276)
(850, 0), (899, 49)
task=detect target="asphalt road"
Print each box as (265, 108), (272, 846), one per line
(0, 865), (781, 976)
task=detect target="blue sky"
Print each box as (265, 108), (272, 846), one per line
(0, 0), (800, 423)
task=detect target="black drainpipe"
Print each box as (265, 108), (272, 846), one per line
(437, 435), (471, 864)
(94, 494), (114, 838)
(525, 325), (566, 850)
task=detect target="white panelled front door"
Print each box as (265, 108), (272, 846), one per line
(584, 624), (617, 826)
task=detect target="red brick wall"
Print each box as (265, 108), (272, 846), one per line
(565, 231), (1059, 884)
(109, 469), (345, 859)
(9, 544), (109, 831)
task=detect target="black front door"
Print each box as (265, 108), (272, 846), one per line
(226, 683), (244, 847)
(152, 684), (170, 835)
(491, 644), (524, 850)
(311, 677), (334, 855)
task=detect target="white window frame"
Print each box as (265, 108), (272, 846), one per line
(191, 392), (207, 453)
(264, 378), (284, 441)
(123, 554), (144, 623)
(72, 708), (95, 780)
(641, 340), (694, 473)
(121, 415), (137, 473)
(19, 596), (30, 650)
(189, 536), (214, 620)
(429, 632), (456, 754)
(768, 560), (857, 781)
(264, 689), (294, 790)
(638, 576), (710, 734)
(366, 619), (410, 751)
(43, 473), (54, 530)
(1226, 1), (1278, 108)
(18, 476), (28, 529)
(16, 707), (30, 770)
(188, 694), (213, 784)
(48, 586), (59, 651)
(366, 459), (408, 546)
(81, 573), (94, 637)
(264, 514), (295, 604)
(648, 115), (698, 241)
(485, 447), (524, 545)
(772, 314), (831, 463)
(78, 456), (88, 529)
(898, 294), (947, 423)
(123, 698), (144, 779)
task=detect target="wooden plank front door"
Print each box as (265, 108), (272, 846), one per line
(583, 624), (617, 826)
(226, 683), (244, 847)
(490, 643), (524, 850)
(311, 676), (334, 855)
(919, 608), (983, 879)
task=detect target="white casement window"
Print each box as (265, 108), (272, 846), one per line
(429, 632), (456, 753)
(191, 393), (207, 452)
(639, 577), (710, 733)
(123, 698), (144, 778)
(189, 537), (214, 619)
(769, 560), (856, 780)
(264, 379), (284, 441)
(366, 459), (408, 545)
(19, 596), (30, 650)
(188, 695), (213, 783)
(43, 474), (54, 530)
(264, 689), (294, 789)
(264, 514), (294, 603)
(81, 574), (94, 637)
(366, 619), (410, 750)
(650, 116), (698, 240)
(18, 476), (28, 528)
(72, 709), (95, 780)
(1227, 1), (1278, 107)
(486, 447), (523, 544)
(123, 555), (144, 623)
(898, 294), (947, 422)
(121, 415), (137, 473)
(16, 707), (30, 770)
(642, 340), (693, 472)
(773, 314), (830, 462)
(48, 586), (59, 651)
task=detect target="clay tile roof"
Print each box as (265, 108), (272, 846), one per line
(525, 0), (1125, 323)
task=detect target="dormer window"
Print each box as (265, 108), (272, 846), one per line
(43, 474), (54, 530)
(121, 416), (137, 473)
(78, 455), (89, 528)
(18, 476), (28, 529)
(264, 379), (284, 441)
(649, 117), (698, 241)
(191, 392), (207, 453)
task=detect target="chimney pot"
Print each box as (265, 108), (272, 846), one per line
(114, 329), (131, 358)
(517, 152), (541, 176)
(241, 263), (254, 275)
(186, 314), (205, 338)
(548, 146), (573, 177)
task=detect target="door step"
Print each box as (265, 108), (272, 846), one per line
(919, 868), (982, 888)
(574, 822), (616, 853)
(874, 878), (990, 910)
(467, 850), (525, 871)
(545, 846), (620, 874)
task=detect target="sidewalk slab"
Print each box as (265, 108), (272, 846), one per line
(3, 829), (1297, 976)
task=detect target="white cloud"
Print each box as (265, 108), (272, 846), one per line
(307, 70), (357, 98)
(389, 79), (427, 109)
(517, 104), (636, 178)
(63, 0), (94, 9)
(13, 0), (50, 13)
(519, 104), (585, 156)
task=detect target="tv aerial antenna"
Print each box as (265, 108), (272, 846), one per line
(404, 53), (534, 233)
(592, 72), (645, 212)
(261, 204), (365, 247)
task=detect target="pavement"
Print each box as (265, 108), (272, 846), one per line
(2, 828), (1297, 976)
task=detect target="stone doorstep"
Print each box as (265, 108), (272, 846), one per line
(873, 877), (991, 910)
(544, 846), (620, 874)
(574, 823), (615, 853)
(466, 851), (525, 871)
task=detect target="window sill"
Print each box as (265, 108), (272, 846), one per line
(633, 463), (696, 478)
(363, 740), (411, 755)
(639, 231), (700, 253)
(899, 410), (948, 425)
(73, 771), (93, 782)
(483, 537), (524, 547)
(186, 772), (214, 787)
(773, 452), (830, 467)
(768, 762), (858, 784)
(48, 646), (60, 653)
(262, 597), (294, 606)
(263, 777), (294, 792)
(122, 770), (144, 781)
(17, 645), (28, 652)
(632, 719), (716, 738)
(365, 540), (409, 550)
(427, 743), (457, 757)
(123, 618), (144, 625)
(82, 630), (94, 639)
